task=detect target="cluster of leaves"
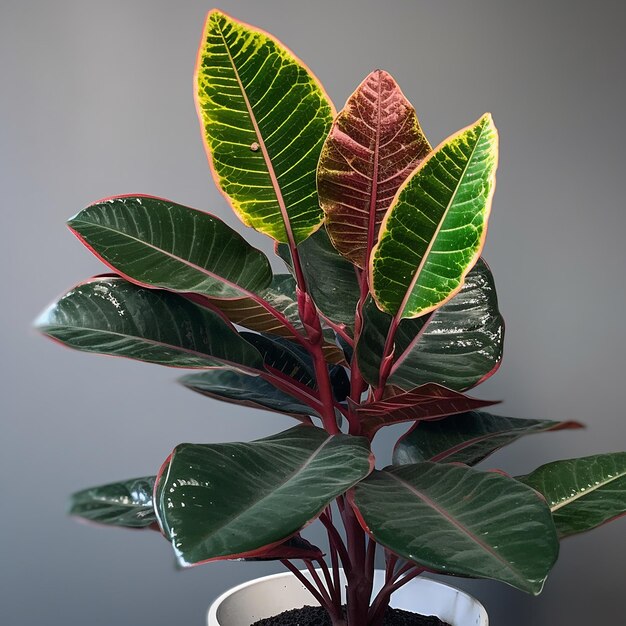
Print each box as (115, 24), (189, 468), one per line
(37, 8), (626, 622)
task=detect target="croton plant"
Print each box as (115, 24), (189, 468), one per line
(36, 9), (626, 626)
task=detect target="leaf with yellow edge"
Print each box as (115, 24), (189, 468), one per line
(370, 114), (498, 319)
(195, 10), (335, 244)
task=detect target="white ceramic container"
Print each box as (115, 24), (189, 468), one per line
(208, 569), (488, 626)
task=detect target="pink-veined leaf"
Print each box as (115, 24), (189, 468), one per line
(349, 383), (498, 436)
(318, 70), (431, 268)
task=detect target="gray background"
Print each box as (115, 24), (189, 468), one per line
(2, 0), (625, 624)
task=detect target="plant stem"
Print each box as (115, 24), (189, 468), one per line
(374, 314), (400, 400)
(320, 511), (352, 573)
(281, 559), (343, 623)
(384, 551), (398, 583)
(343, 503), (372, 625)
(285, 240), (340, 435)
(305, 560), (334, 608)
(347, 269), (370, 434)
(311, 341), (340, 434)
(320, 314), (354, 347)
(367, 566), (426, 626)
(316, 557), (340, 610)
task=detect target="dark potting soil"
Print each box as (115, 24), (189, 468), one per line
(251, 605), (451, 626)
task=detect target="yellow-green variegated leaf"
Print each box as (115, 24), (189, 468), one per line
(196, 10), (335, 244)
(370, 114), (498, 319)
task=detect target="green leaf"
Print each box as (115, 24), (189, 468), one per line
(349, 384), (498, 437)
(69, 477), (156, 528)
(240, 535), (323, 562)
(370, 114), (498, 319)
(260, 334), (350, 403)
(351, 463), (559, 594)
(357, 258), (504, 391)
(180, 368), (316, 419)
(155, 425), (372, 565)
(277, 228), (360, 328)
(196, 10), (334, 244)
(206, 273), (345, 364)
(520, 453), (626, 538)
(318, 70), (430, 268)
(241, 332), (316, 388)
(67, 195), (272, 298)
(36, 277), (263, 370)
(208, 274), (300, 334)
(393, 412), (584, 466)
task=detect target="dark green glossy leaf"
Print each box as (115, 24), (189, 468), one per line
(241, 333), (315, 388)
(155, 425), (372, 565)
(69, 477), (156, 528)
(239, 535), (323, 562)
(394, 412), (584, 466)
(370, 114), (498, 319)
(351, 463), (559, 594)
(329, 365), (350, 403)
(207, 274), (300, 335)
(261, 334), (350, 403)
(206, 273), (345, 364)
(350, 384), (498, 437)
(36, 277), (263, 370)
(196, 10), (334, 243)
(357, 258), (504, 391)
(277, 228), (360, 329)
(520, 453), (626, 538)
(68, 195), (272, 298)
(318, 70), (430, 268)
(180, 368), (315, 419)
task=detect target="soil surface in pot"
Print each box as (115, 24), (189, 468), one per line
(251, 605), (451, 626)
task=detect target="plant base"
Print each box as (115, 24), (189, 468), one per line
(207, 570), (488, 626)
(251, 605), (450, 626)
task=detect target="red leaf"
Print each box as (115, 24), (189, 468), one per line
(318, 70), (431, 268)
(350, 383), (499, 436)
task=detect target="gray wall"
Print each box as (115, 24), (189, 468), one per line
(2, 1), (625, 624)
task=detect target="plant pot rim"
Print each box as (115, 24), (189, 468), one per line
(208, 568), (488, 626)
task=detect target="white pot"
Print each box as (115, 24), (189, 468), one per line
(208, 569), (488, 626)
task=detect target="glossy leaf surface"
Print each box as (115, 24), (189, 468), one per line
(350, 384), (497, 437)
(277, 229), (360, 328)
(208, 274), (299, 335)
(370, 114), (498, 319)
(155, 425), (372, 565)
(265, 335), (350, 403)
(196, 10), (334, 243)
(358, 259), (504, 390)
(394, 411), (584, 466)
(240, 535), (323, 561)
(318, 70), (430, 268)
(242, 333), (315, 388)
(68, 195), (272, 298)
(351, 463), (558, 594)
(36, 277), (263, 370)
(69, 477), (156, 528)
(206, 273), (345, 363)
(180, 368), (315, 419)
(520, 453), (626, 538)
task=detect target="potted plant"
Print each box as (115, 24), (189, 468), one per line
(36, 8), (626, 626)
